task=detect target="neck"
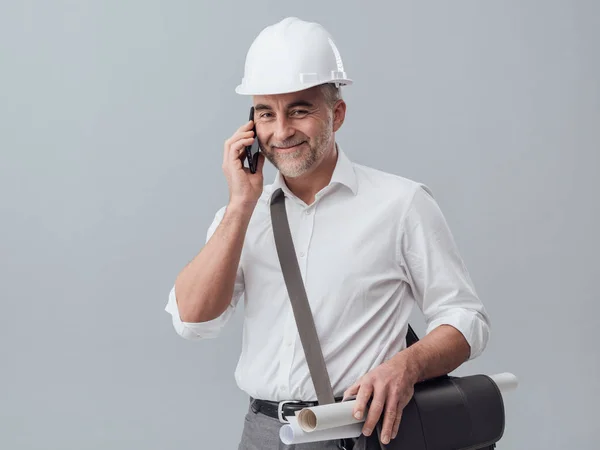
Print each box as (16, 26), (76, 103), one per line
(283, 142), (338, 205)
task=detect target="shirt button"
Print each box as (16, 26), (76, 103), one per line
(305, 209), (312, 215)
(299, 251), (305, 257)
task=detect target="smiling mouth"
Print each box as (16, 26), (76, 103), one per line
(274, 142), (306, 151)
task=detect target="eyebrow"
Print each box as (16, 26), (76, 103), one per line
(254, 100), (315, 112)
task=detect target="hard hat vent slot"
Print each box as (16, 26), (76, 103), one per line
(331, 71), (347, 80)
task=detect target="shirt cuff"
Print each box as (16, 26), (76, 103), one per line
(164, 286), (234, 340)
(425, 308), (490, 360)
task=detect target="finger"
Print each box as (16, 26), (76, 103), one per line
(236, 120), (254, 133)
(223, 130), (255, 163)
(353, 382), (373, 420)
(379, 396), (400, 445)
(362, 386), (385, 437)
(229, 147), (247, 169)
(343, 383), (359, 401)
(236, 148), (247, 166)
(353, 383), (373, 422)
(232, 129), (255, 141)
(255, 152), (266, 173)
(391, 405), (403, 440)
(224, 146), (248, 173)
(228, 137), (255, 163)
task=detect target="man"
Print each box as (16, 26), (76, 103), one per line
(165, 17), (490, 450)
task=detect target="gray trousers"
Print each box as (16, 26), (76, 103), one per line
(237, 403), (383, 450)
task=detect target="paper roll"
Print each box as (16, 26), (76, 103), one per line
(489, 372), (518, 394)
(280, 415), (363, 445)
(296, 399), (365, 432)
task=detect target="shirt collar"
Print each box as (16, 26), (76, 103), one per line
(269, 144), (358, 202)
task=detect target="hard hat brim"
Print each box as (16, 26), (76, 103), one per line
(234, 79), (353, 96)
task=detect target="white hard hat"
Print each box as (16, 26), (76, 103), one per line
(235, 17), (353, 96)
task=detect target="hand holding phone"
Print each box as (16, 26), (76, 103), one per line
(221, 109), (265, 208)
(244, 106), (260, 174)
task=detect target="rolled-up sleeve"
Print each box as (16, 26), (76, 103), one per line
(164, 206), (245, 340)
(397, 185), (491, 360)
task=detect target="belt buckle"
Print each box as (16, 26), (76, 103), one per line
(277, 400), (301, 424)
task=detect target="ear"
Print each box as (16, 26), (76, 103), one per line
(332, 100), (346, 132)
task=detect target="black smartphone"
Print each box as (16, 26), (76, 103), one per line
(244, 106), (260, 174)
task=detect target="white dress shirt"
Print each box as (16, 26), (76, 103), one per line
(165, 146), (490, 402)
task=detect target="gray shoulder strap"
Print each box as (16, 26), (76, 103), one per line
(270, 188), (335, 405)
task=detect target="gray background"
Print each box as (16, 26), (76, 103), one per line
(1, 1), (598, 449)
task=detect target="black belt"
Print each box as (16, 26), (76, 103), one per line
(250, 396), (344, 423)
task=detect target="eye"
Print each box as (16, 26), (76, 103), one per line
(291, 109), (309, 117)
(259, 112), (273, 119)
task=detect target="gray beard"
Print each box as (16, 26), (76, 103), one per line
(260, 117), (333, 178)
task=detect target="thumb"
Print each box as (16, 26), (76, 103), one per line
(256, 152), (266, 173)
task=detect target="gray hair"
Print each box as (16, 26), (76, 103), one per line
(319, 83), (343, 108)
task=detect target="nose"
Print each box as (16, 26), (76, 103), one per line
(272, 115), (296, 145)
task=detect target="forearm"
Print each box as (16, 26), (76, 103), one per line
(174, 202), (254, 323)
(396, 325), (471, 384)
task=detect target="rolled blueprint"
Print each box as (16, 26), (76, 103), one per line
(296, 398), (365, 433)
(489, 372), (519, 394)
(279, 415), (363, 445)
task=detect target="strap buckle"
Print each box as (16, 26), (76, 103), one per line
(278, 400), (301, 424)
